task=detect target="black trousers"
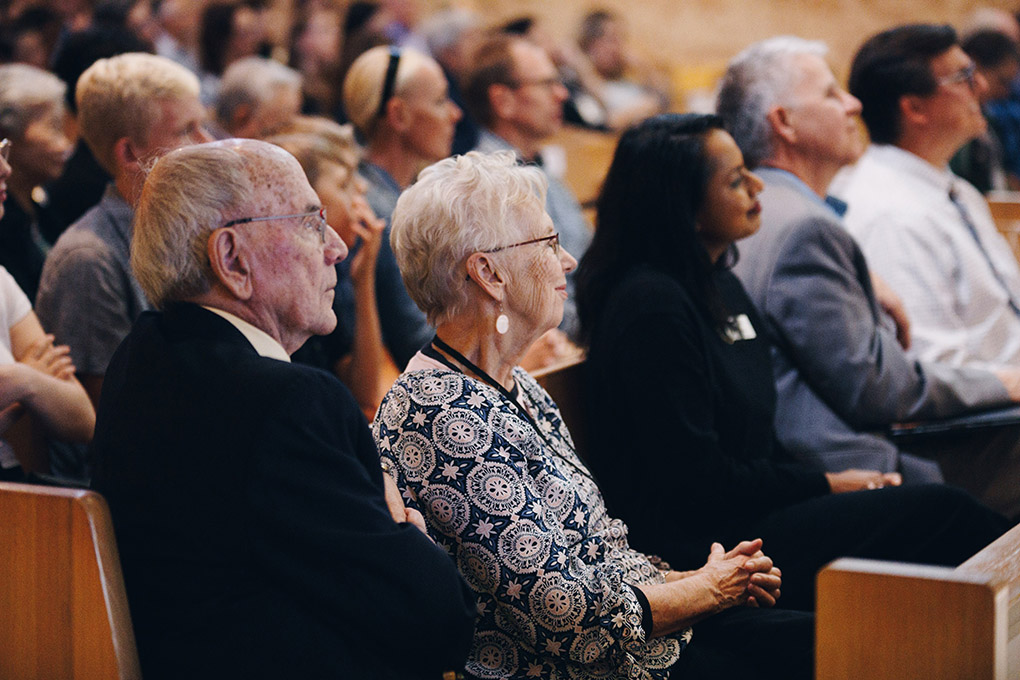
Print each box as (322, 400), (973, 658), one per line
(679, 606), (814, 680)
(724, 483), (1009, 611)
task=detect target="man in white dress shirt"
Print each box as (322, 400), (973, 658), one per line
(834, 23), (1020, 370)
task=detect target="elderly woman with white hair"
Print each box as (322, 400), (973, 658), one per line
(0, 63), (73, 300)
(372, 151), (813, 680)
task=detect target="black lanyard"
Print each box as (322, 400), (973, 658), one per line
(424, 335), (592, 482)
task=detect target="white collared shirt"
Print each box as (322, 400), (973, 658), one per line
(832, 144), (1020, 369)
(201, 306), (291, 362)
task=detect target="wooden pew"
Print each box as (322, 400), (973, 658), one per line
(0, 482), (140, 680)
(816, 522), (1020, 679)
(987, 190), (1020, 263)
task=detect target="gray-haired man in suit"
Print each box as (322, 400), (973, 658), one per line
(717, 36), (1020, 517)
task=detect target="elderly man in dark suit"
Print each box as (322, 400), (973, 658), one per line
(717, 36), (1020, 517)
(89, 138), (476, 679)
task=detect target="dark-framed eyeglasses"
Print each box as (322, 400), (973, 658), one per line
(485, 233), (560, 255)
(0, 138), (10, 162)
(376, 46), (402, 119)
(937, 63), (978, 90)
(222, 208), (328, 243)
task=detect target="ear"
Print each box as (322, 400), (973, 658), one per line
(207, 228), (254, 300)
(229, 102), (255, 135)
(899, 94), (928, 128)
(766, 105), (797, 146)
(489, 83), (516, 122)
(112, 136), (140, 175)
(465, 252), (505, 301)
(385, 96), (411, 133)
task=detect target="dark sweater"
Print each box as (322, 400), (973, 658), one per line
(583, 265), (829, 568)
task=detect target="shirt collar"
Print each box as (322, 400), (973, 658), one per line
(201, 306), (291, 362)
(865, 144), (956, 194)
(755, 166), (847, 217)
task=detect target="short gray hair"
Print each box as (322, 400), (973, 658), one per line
(0, 63), (66, 138)
(421, 8), (480, 57)
(716, 36), (828, 168)
(215, 57), (302, 130)
(132, 140), (274, 309)
(391, 151), (548, 326)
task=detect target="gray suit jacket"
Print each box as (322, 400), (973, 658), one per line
(734, 168), (1010, 482)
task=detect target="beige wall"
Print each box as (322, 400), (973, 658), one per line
(448, 0), (1017, 80)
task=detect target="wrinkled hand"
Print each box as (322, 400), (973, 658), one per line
(871, 273), (911, 350)
(20, 334), (75, 380)
(825, 468), (902, 493)
(520, 329), (581, 372)
(348, 197), (386, 287)
(699, 538), (781, 610)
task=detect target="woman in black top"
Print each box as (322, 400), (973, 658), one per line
(577, 113), (1008, 610)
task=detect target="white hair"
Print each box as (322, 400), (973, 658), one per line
(131, 140), (285, 309)
(215, 57), (302, 129)
(421, 8), (480, 57)
(0, 63), (66, 138)
(391, 151), (548, 326)
(716, 36), (828, 168)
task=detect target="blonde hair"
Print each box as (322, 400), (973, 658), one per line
(76, 52), (201, 174)
(391, 151), (548, 326)
(262, 116), (359, 186)
(342, 45), (433, 140)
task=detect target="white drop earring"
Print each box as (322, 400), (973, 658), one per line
(496, 304), (509, 334)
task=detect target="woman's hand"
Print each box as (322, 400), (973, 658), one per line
(697, 538), (781, 609)
(825, 469), (903, 493)
(19, 334), (75, 381)
(347, 197), (386, 288)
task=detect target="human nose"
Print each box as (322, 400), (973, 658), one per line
(559, 245), (577, 273)
(552, 81), (569, 103)
(747, 170), (764, 197)
(973, 70), (989, 98)
(193, 125), (215, 144)
(842, 89), (862, 115)
(324, 224), (348, 264)
(449, 100), (462, 122)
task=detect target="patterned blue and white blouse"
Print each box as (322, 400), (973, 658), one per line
(372, 355), (687, 679)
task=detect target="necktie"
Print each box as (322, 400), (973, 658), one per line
(949, 185), (1020, 318)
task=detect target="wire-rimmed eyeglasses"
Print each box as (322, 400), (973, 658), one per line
(937, 63), (978, 90)
(484, 233), (560, 255)
(222, 208), (328, 243)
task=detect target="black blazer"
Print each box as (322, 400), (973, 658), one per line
(91, 303), (475, 679)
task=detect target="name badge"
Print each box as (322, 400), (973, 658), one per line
(721, 314), (757, 343)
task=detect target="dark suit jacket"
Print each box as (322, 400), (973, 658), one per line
(90, 303), (475, 680)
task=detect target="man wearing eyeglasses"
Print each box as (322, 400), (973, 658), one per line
(464, 34), (592, 340)
(90, 138), (476, 679)
(832, 24), (1020, 371)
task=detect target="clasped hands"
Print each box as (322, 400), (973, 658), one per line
(698, 538), (782, 609)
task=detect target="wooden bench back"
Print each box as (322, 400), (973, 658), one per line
(0, 482), (140, 680)
(817, 522), (1020, 679)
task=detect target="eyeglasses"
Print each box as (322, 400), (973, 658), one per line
(505, 76), (563, 90)
(485, 233), (560, 255)
(376, 46), (402, 119)
(222, 208), (328, 243)
(937, 63), (978, 90)
(0, 138), (9, 162)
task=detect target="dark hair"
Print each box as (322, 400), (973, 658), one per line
(962, 29), (1020, 69)
(578, 9), (616, 52)
(51, 25), (152, 113)
(577, 113), (730, 343)
(848, 23), (957, 144)
(199, 0), (269, 76)
(463, 34), (519, 128)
